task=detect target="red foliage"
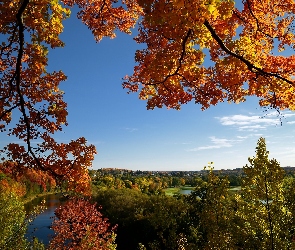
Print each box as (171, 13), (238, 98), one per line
(0, 179), (26, 197)
(50, 197), (117, 250)
(0, 161), (56, 193)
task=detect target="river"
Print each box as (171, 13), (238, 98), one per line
(25, 189), (193, 245)
(25, 193), (64, 245)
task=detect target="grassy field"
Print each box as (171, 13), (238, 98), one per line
(163, 186), (195, 196)
(164, 186), (241, 196)
(229, 186), (241, 191)
(228, 186), (241, 195)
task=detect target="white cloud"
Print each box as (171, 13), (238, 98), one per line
(272, 147), (295, 156)
(236, 133), (267, 140)
(252, 133), (264, 136)
(236, 136), (247, 139)
(123, 127), (138, 132)
(216, 111), (295, 132)
(215, 113), (286, 131)
(238, 125), (266, 131)
(283, 113), (295, 118)
(188, 136), (238, 151)
(217, 114), (279, 126)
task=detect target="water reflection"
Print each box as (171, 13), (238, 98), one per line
(25, 194), (64, 245)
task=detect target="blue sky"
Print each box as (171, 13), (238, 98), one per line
(2, 7), (295, 171)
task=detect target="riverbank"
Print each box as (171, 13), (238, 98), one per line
(22, 191), (59, 204)
(25, 193), (65, 245)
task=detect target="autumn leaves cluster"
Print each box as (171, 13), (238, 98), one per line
(0, 0), (143, 194)
(124, 0), (295, 110)
(1, 0), (295, 194)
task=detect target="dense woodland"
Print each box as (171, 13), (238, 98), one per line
(1, 138), (295, 249)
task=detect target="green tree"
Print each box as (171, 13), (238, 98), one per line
(94, 188), (194, 250)
(186, 168), (235, 249)
(172, 177), (181, 187)
(282, 176), (295, 242)
(237, 137), (293, 249)
(140, 195), (191, 250)
(0, 191), (28, 249)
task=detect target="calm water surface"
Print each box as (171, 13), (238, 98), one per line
(25, 190), (194, 244)
(25, 193), (64, 245)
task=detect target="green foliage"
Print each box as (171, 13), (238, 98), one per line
(0, 192), (28, 250)
(186, 170), (235, 249)
(183, 138), (295, 249)
(0, 173), (47, 250)
(3, 137), (295, 250)
(94, 188), (194, 249)
(238, 137), (293, 249)
(91, 140), (295, 250)
(243, 138), (285, 201)
(31, 238), (46, 250)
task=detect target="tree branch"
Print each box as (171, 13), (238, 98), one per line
(147, 29), (192, 87)
(15, 0), (62, 179)
(203, 20), (294, 86)
(233, 1), (278, 39)
(0, 105), (19, 120)
(16, 0), (37, 158)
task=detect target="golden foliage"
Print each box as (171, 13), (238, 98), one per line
(2, 0), (295, 194)
(124, 0), (295, 110)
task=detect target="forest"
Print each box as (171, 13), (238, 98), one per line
(1, 138), (295, 249)
(1, 0), (295, 249)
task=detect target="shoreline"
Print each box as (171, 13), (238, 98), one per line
(22, 191), (59, 204)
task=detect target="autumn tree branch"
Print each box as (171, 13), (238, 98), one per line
(233, 0), (278, 39)
(14, 0), (63, 179)
(0, 105), (19, 120)
(203, 20), (295, 87)
(147, 29), (192, 88)
(16, 0), (39, 161)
